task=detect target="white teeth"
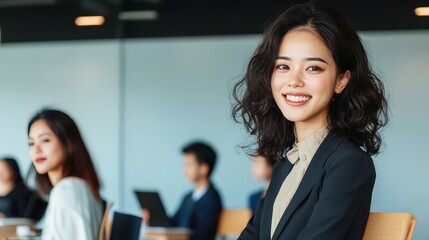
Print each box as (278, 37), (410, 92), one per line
(286, 95), (310, 102)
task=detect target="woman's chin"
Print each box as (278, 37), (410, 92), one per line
(34, 167), (48, 175)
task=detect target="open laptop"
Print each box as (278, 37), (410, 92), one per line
(134, 190), (171, 227)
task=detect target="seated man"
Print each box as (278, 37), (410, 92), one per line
(142, 141), (222, 240)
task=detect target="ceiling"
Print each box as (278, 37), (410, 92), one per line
(1, 0), (429, 43)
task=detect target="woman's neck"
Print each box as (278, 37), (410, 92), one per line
(294, 120), (328, 142)
(48, 170), (64, 186)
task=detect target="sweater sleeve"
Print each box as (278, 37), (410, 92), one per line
(42, 178), (102, 240)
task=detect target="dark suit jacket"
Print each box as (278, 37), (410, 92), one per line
(171, 183), (222, 240)
(238, 132), (376, 240)
(249, 189), (263, 215)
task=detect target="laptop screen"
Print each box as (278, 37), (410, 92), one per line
(134, 190), (171, 227)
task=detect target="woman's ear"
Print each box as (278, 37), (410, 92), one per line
(335, 70), (351, 94)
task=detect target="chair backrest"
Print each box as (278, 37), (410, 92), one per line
(109, 211), (142, 240)
(98, 202), (113, 240)
(363, 212), (416, 240)
(217, 208), (252, 238)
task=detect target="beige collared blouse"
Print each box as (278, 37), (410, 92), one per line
(271, 126), (329, 237)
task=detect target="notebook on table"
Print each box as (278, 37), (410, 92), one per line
(134, 190), (171, 227)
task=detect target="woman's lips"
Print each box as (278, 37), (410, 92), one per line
(35, 157), (46, 163)
(284, 94), (311, 106)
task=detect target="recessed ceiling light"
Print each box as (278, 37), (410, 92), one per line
(75, 16), (105, 26)
(118, 11), (159, 21)
(415, 7), (429, 16)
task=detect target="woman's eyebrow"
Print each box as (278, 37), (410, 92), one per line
(276, 56), (328, 64)
(30, 133), (51, 138)
(305, 57), (328, 64)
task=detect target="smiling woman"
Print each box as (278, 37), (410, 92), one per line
(27, 109), (103, 240)
(232, 1), (388, 239)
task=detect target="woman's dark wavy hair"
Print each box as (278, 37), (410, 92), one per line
(28, 109), (101, 200)
(232, 2), (388, 161)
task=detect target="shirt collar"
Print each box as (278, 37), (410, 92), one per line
(287, 126), (329, 165)
(192, 186), (208, 201)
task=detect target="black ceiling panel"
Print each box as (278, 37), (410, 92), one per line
(0, 0), (428, 43)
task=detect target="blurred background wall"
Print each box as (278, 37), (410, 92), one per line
(1, 30), (428, 239)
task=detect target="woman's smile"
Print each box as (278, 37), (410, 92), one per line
(284, 93), (312, 106)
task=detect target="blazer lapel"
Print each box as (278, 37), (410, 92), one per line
(271, 133), (342, 240)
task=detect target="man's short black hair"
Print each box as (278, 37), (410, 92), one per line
(182, 141), (217, 177)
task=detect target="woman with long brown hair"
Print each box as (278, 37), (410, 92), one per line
(28, 108), (102, 240)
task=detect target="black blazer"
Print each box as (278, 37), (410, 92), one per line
(238, 133), (376, 240)
(171, 183), (222, 240)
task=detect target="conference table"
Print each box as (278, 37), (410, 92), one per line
(0, 218), (40, 239)
(142, 226), (190, 240)
(1, 219), (189, 240)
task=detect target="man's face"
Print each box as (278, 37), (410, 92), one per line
(183, 153), (205, 183)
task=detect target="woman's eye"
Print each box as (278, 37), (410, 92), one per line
(307, 66), (322, 72)
(275, 64), (289, 70)
(42, 139), (50, 143)
(28, 142), (34, 147)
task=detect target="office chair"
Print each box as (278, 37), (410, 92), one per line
(98, 202), (113, 240)
(217, 208), (252, 239)
(363, 212), (416, 240)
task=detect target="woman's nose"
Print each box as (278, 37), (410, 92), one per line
(32, 144), (42, 154)
(288, 71), (304, 87)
